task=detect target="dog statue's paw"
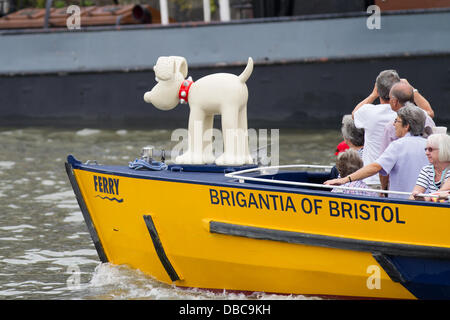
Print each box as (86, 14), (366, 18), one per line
(215, 153), (245, 166)
(245, 154), (254, 165)
(175, 151), (204, 164)
(202, 152), (216, 164)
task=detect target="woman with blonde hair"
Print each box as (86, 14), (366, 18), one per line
(410, 133), (450, 201)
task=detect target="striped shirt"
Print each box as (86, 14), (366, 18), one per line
(416, 164), (450, 193)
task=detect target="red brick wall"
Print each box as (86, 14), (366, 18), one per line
(375, 0), (450, 11)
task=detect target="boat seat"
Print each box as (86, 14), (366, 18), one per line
(250, 171), (333, 191)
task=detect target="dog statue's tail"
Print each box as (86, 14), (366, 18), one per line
(238, 57), (253, 83)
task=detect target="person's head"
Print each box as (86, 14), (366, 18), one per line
(389, 81), (414, 111)
(394, 104), (426, 138)
(336, 149), (364, 178)
(341, 114), (364, 148)
(425, 134), (450, 164)
(376, 70), (401, 102)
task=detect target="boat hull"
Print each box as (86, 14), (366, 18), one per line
(66, 156), (450, 299)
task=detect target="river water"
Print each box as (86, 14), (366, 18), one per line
(0, 126), (341, 300)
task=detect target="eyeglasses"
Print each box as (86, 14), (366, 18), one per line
(424, 147), (439, 152)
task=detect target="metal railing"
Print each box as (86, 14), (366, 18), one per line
(225, 164), (450, 201)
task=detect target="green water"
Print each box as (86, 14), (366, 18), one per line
(0, 127), (341, 299)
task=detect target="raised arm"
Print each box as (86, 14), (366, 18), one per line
(401, 79), (434, 118)
(352, 83), (379, 119)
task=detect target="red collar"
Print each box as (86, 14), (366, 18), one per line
(178, 78), (194, 104)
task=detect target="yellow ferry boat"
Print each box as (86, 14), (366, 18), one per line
(65, 155), (450, 299)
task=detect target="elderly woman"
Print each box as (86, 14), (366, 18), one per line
(324, 105), (428, 199)
(410, 134), (450, 200)
(330, 115), (365, 179)
(341, 115), (364, 158)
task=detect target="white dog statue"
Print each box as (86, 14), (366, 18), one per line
(144, 56), (254, 166)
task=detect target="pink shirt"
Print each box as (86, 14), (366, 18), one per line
(380, 112), (435, 154)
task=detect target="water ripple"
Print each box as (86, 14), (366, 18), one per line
(0, 127), (339, 300)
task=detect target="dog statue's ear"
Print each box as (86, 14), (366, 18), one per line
(154, 56), (188, 81)
(170, 56), (188, 79)
(154, 57), (175, 81)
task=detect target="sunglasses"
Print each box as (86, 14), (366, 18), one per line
(424, 147), (439, 152)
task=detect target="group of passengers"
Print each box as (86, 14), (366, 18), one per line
(324, 70), (450, 201)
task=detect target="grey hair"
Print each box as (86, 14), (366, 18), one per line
(397, 104), (426, 136)
(376, 70), (400, 100)
(341, 114), (364, 147)
(336, 149), (364, 178)
(427, 134), (450, 162)
(403, 101), (417, 108)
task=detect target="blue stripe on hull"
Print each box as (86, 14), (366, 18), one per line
(388, 256), (450, 299)
(67, 155), (449, 208)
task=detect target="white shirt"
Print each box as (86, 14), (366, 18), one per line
(354, 103), (396, 185)
(375, 133), (428, 199)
